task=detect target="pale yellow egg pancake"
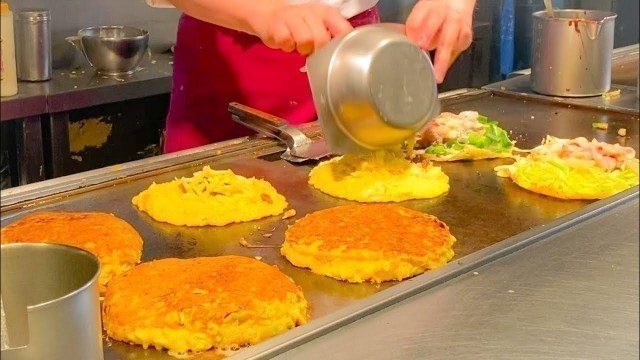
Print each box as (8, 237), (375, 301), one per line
(496, 136), (639, 200)
(308, 151), (449, 202)
(1, 212), (143, 294)
(102, 256), (310, 356)
(282, 204), (456, 283)
(132, 166), (287, 226)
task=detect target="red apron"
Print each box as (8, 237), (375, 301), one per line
(164, 7), (381, 153)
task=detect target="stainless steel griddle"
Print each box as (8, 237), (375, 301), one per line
(1, 89), (638, 360)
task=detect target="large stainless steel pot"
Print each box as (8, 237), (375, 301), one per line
(1, 243), (103, 359)
(531, 9), (617, 97)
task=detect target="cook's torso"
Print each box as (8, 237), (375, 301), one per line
(146, 0), (378, 18)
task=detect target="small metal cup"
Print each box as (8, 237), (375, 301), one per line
(1, 243), (103, 359)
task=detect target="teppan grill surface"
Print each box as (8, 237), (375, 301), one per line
(1, 89), (638, 360)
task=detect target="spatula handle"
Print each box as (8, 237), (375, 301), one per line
(229, 102), (288, 129)
(228, 102), (311, 150)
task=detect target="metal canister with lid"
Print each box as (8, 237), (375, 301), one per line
(14, 8), (51, 81)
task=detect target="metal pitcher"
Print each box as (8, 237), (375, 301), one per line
(1, 243), (103, 360)
(531, 9), (617, 97)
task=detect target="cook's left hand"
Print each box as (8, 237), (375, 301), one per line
(406, 0), (475, 83)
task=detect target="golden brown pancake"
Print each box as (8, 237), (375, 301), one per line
(132, 166), (288, 226)
(102, 256), (310, 356)
(282, 204), (456, 283)
(1, 212), (143, 294)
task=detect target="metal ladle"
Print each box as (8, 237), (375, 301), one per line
(544, 0), (554, 17)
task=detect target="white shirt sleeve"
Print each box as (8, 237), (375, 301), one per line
(277, 0), (378, 18)
(145, 0), (378, 18)
(146, 0), (174, 8)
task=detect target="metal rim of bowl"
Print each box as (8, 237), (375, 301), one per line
(77, 25), (149, 41)
(530, 89), (610, 98)
(0, 242), (101, 310)
(97, 69), (136, 77)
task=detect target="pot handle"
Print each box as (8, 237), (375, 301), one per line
(65, 36), (81, 50)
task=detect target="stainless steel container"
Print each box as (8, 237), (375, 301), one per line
(14, 9), (52, 81)
(531, 10), (616, 97)
(66, 26), (149, 76)
(307, 23), (440, 154)
(0, 243), (103, 360)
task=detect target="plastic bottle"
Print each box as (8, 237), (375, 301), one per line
(1, 1), (18, 97)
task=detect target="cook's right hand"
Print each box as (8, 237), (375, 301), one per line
(251, 3), (353, 55)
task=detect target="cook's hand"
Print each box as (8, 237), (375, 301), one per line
(252, 3), (353, 55)
(406, 0), (475, 83)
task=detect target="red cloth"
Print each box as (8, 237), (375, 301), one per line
(164, 7), (380, 153)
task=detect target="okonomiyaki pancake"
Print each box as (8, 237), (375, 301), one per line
(0, 212), (143, 294)
(308, 151), (449, 202)
(281, 204), (456, 283)
(132, 166), (288, 226)
(102, 256), (310, 355)
(495, 136), (639, 200)
(418, 111), (515, 161)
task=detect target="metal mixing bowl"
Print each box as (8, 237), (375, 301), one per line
(307, 23), (440, 154)
(67, 26), (149, 76)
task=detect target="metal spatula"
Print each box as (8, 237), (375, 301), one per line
(228, 102), (331, 163)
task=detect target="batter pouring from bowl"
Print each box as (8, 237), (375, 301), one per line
(146, 0), (476, 152)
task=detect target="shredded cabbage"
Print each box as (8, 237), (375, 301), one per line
(499, 157), (639, 200)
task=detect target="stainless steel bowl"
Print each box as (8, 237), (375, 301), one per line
(307, 23), (440, 154)
(66, 26), (149, 76)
